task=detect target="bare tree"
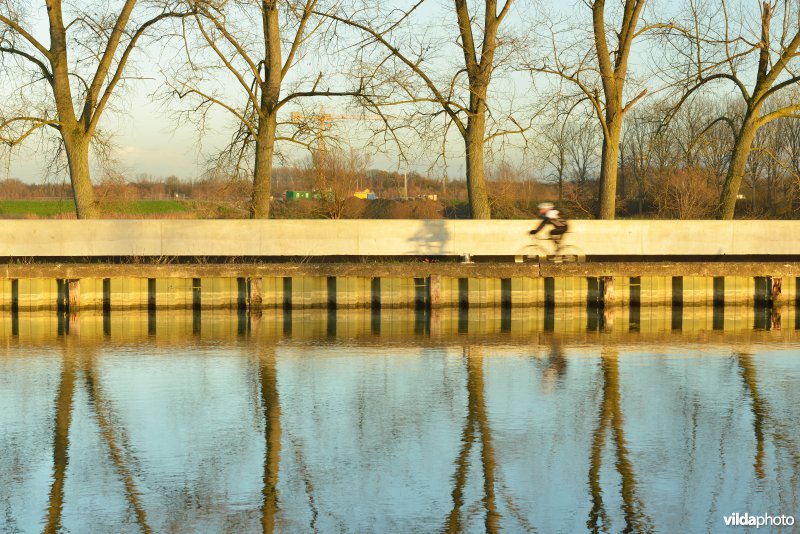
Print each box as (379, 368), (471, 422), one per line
(783, 110), (800, 209)
(326, 0), (524, 220)
(744, 93), (800, 215)
(533, 0), (653, 219)
(298, 147), (367, 219)
(541, 116), (601, 218)
(168, 0), (363, 219)
(619, 97), (737, 217)
(543, 117), (570, 207)
(620, 107), (659, 214)
(667, 0), (800, 219)
(542, 106), (598, 206)
(650, 167), (718, 218)
(0, 0), (188, 218)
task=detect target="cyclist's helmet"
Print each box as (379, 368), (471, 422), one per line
(537, 202), (554, 210)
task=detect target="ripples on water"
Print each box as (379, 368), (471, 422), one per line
(0, 307), (798, 533)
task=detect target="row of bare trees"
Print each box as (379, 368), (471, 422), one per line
(1, 1), (800, 220)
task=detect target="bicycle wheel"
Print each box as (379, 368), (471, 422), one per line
(518, 243), (548, 263)
(554, 244), (586, 263)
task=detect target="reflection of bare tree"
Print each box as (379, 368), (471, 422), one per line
(84, 352), (152, 533)
(45, 336), (153, 533)
(736, 353), (766, 481)
(289, 434), (319, 532)
(445, 345), (500, 533)
(44, 339), (77, 534)
(735, 352), (800, 512)
(260, 346), (281, 533)
(587, 349), (651, 534)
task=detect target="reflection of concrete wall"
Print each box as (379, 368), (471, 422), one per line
(1, 220), (799, 257)
(0, 307), (794, 344)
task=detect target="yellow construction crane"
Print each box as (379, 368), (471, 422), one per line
(290, 106), (392, 188)
(290, 106), (363, 153)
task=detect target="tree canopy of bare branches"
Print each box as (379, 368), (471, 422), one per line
(0, 0), (190, 218)
(532, 0), (652, 219)
(325, 0), (524, 220)
(168, 0), (364, 219)
(666, 0), (800, 219)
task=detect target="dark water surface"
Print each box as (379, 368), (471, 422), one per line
(1, 308), (799, 533)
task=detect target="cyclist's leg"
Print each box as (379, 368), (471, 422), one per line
(550, 226), (567, 252)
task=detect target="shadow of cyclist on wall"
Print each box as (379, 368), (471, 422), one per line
(407, 219), (450, 256)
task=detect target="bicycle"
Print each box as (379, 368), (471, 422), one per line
(517, 232), (585, 263)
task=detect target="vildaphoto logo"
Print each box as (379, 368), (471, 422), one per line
(723, 512), (795, 528)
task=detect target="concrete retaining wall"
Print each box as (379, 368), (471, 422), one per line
(2, 274), (793, 311)
(0, 220), (797, 257)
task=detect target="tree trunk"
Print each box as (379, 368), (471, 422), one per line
(251, 112), (277, 219)
(597, 115), (622, 219)
(718, 114), (759, 220)
(464, 114), (490, 219)
(63, 132), (100, 219)
(49, 0), (99, 220)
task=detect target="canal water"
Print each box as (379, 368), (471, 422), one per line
(1, 307), (799, 533)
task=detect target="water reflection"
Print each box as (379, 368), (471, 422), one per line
(587, 348), (651, 533)
(0, 307), (798, 532)
(540, 339), (567, 393)
(84, 346), (151, 533)
(446, 346), (499, 533)
(738, 352), (767, 482)
(45, 338), (75, 534)
(1, 304), (798, 346)
(260, 345), (280, 533)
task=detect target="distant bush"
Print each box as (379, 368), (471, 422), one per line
(648, 168), (718, 219)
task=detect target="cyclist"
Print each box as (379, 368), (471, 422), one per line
(530, 202), (568, 244)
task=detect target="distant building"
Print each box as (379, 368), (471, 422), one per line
(285, 191), (313, 201)
(354, 189), (377, 200)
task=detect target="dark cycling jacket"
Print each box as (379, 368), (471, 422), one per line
(532, 209), (568, 234)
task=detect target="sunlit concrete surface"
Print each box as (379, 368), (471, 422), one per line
(0, 220), (799, 257)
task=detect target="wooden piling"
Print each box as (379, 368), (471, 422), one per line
(249, 277), (263, 310)
(602, 276), (614, 306)
(68, 280), (80, 311)
(772, 277), (782, 303)
(429, 275), (442, 309)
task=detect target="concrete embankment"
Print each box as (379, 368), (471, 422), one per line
(1, 220), (798, 310)
(0, 262), (796, 311)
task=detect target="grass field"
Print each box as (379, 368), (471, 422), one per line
(103, 200), (193, 216)
(0, 200), (194, 218)
(0, 200), (75, 217)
